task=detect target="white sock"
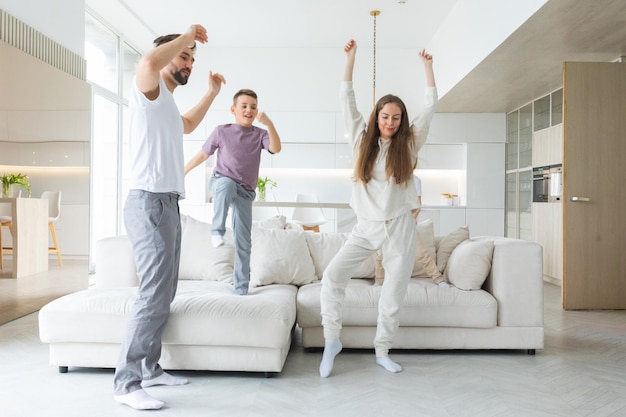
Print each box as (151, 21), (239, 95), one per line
(376, 356), (403, 373)
(114, 389), (164, 410)
(319, 338), (342, 378)
(211, 235), (224, 248)
(438, 281), (451, 288)
(141, 371), (188, 388)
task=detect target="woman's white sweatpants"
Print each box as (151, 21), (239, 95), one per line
(320, 211), (416, 357)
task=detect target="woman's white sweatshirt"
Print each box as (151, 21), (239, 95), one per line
(341, 81), (438, 221)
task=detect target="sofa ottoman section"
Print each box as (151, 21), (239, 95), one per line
(39, 280), (297, 375)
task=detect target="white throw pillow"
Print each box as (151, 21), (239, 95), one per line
(250, 228), (317, 287)
(179, 215), (234, 282)
(304, 232), (376, 279)
(411, 220), (437, 277)
(444, 239), (495, 290)
(436, 225), (470, 272)
(255, 215), (287, 229)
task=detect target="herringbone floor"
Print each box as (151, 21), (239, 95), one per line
(0, 263), (625, 416)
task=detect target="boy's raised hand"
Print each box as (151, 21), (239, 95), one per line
(208, 71), (225, 95)
(256, 111), (272, 126)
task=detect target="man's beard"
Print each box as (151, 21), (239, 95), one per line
(172, 69), (189, 85)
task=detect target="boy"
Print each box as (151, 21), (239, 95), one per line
(185, 89), (281, 295)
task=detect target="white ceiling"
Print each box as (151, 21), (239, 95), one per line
(106, 0), (458, 49)
(88, 0), (626, 113)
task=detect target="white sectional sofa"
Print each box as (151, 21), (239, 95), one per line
(38, 215), (544, 376)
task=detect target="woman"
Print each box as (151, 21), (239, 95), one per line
(319, 39), (438, 377)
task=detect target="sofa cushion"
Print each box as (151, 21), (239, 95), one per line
(255, 215), (287, 229)
(445, 239), (495, 290)
(296, 277), (497, 329)
(436, 225), (470, 272)
(250, 228), (317, 287)
(179, 215), (234, 282)
(304, 232), (376, 280)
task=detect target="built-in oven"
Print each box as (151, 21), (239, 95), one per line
(532, 167), (550, 202)
(533, 164), (562, 202)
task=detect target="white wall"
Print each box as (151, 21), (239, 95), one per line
(0, 1), (91, 259)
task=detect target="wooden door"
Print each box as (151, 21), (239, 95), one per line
(562, 62), (626, 309)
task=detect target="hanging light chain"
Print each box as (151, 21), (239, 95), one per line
(370, 10), (380, 107)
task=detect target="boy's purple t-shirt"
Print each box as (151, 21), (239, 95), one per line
(202, 123), (270, 191)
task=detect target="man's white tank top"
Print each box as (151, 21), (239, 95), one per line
(128, 76), (185, 198)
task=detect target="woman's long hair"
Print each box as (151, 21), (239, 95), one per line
(353, 94), (415, 186)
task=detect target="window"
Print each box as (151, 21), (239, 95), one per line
(85, 11), (140, 267)
(85, 13), (118, 94)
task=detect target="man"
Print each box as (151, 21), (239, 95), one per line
(113, 24), (225, 410)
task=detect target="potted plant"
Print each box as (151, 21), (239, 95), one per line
(1, 173), (32, 198)
(256, 176), (277, 201)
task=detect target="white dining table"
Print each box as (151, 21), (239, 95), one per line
(252, 201), (352, 209)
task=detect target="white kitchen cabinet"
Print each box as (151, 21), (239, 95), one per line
(532, 124), (562, 167)
(418, 144), (466, 169)
(466, 143), (505, 209)
(266, 144), (336, 169)
(439, 208), (467, 235)
(417, 209), (441, 235)
(532, 128), (550, 168)
(466, 208), (505, 237)
(0, 141), (89, 166)
(417, 207), (467, 236)
(532, 202), (562, 284)
(334, 143), (354, 169)
(267, 111), (337, 144)
(548, 126), (563, 165)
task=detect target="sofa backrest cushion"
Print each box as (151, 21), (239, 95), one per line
(250, 227), (317, 287)
(411, 220), (437, 278)
(436, 225), (470, 273)
(94, 235), (138, 288)
(179, 215), (235, 282)
(445, 239), (495, 290)
(304, 232), (376, 279)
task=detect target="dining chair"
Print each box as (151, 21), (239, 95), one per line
(0, 189), (22, 269)
(41, 191), (63, 267)
(291, 194), (327, 232)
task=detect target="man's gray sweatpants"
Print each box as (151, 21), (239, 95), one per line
(113, 190), (181, 395)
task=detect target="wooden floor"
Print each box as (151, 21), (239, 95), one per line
(0, 258), (90, 325)
(0, 261), (625, 416)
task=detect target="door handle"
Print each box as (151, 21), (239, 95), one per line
(570, 196), (590, 202)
